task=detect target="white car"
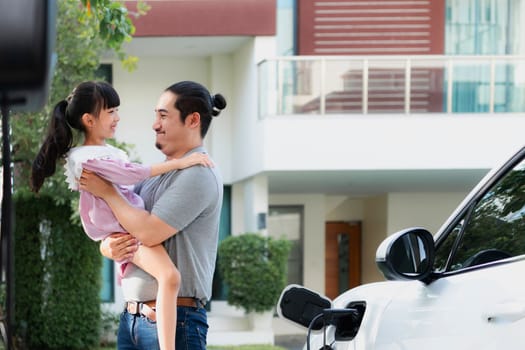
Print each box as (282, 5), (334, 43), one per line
(277, 144), (525, 350)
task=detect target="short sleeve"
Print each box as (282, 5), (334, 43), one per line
(152, 167), (220, 231)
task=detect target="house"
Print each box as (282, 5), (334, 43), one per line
(101, 0), (525, 345)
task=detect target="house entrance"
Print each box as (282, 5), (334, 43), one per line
(325, 221), (361, 300)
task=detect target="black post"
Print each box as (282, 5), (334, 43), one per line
(0, 94), (14, 350)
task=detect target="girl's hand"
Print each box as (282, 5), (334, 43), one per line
(100, 233), (138, 261)
(79, 169), (114, 198)
(179, 152), (214, 169)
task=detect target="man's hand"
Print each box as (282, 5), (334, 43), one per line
(79, 169), (114, 198)
(100, 233), (139, 261)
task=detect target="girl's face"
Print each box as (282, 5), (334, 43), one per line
(83, 106), (120, 145)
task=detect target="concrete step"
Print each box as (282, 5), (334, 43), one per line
(208, 314), (251, 332)
(208, 330), (274, 346)
(206, 301), (306, 346)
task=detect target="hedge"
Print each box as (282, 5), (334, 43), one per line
(14, 193), (102, 349)
(217, 233), (291, 313)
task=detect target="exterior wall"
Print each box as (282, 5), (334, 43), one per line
(207, 54), (234, 183)
(231, 182), (246, 236)
(326, 196), (363, 221)
(235, 175), (269, 234)
(261, 114), (525, 172)
(229, 37), (276, 184)
(386, 192), (468, 234)
(270, 194), (326, 292)
(111, 56), (525, 176)
(126, 0), (276, 36)
(297, 0), (445, 55)
(362, 195), (388, 284)
(296, 0), (446, 112)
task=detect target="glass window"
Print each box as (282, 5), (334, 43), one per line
(212, 186), (231, 301)
(268, 205), (304, 285)
(100, 257), (114, 302)
(277, 0), (296, 56)
(445, 0), (525, 113)
(446, 0), (516, 55)
(435, 155), (525, 272)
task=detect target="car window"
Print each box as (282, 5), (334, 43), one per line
(435, 157), (525, 272)
(434, 222), (461, 272)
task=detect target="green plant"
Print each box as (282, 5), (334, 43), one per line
(99, 310), (120, 347)
(79, 0), (150, 71)
(1, 1), (146, 349)
(14, 193), (102, 349)
(218, 233), (291, 313)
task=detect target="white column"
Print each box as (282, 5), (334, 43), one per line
(231, 175), (269, 236)
(242, 175), (269, 235)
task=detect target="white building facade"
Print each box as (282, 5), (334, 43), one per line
(101, 0), (525, 344)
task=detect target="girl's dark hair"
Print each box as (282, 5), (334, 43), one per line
(165, 81), (226, 138)
(30, 81), (120, 193)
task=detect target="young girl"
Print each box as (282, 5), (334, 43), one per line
(30, 81), (204, 350)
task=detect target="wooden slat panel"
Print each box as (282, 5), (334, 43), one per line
(298, 0), (444, 55)
(297, 0), (445, 113)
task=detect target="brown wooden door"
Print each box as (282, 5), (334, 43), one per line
(325, 221), (361, 300)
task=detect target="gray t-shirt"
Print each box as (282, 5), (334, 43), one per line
(121, 146), (223, 303)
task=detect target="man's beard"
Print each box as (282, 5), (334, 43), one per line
(155, 142), (161, 150)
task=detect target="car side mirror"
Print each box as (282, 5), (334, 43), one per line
(376, 227), (435, 281)
(277, 284), (332, 330)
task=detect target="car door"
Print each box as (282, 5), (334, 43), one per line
(373, 151), (525, 350)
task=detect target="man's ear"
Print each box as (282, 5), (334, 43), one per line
(81, 113), (94, 129)
(186, 112), (201, 128)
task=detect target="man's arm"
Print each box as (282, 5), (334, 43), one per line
(79, 170), (178, 246)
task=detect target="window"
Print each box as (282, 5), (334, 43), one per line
(268, 205), (304, 285)
(100, 257), (114, 302)
(435, 156), (525, 272)
(445, 0), (524, 112)
(212, 186), (231, 301)
(276, 0), (296, 56)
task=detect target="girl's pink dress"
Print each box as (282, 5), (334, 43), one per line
(64, 144), (151, 275)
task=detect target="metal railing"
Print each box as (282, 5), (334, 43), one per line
(258, 55), (525, 117)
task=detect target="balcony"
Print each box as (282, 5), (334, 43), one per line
(258, 55), (525, 117)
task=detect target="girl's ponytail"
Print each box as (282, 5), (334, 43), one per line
(30, 100), (73, 192)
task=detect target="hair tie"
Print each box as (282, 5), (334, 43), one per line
(66, 88), (76, 103)
(212, 106), (221, 113)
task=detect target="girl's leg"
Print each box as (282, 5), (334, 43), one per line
(132, 244), (180, 350)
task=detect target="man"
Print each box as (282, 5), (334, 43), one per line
(79, 80), (227, 350)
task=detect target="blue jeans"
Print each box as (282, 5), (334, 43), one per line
(117, 306), (208, 350)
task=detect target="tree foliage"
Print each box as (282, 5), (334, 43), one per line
(12, 0), (148, 200)
(5, 1), (148, 348)
(80, 0), (150, 71)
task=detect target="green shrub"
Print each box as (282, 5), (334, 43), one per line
(14, 192), (102, 349)
(218, 233), (291, 313)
